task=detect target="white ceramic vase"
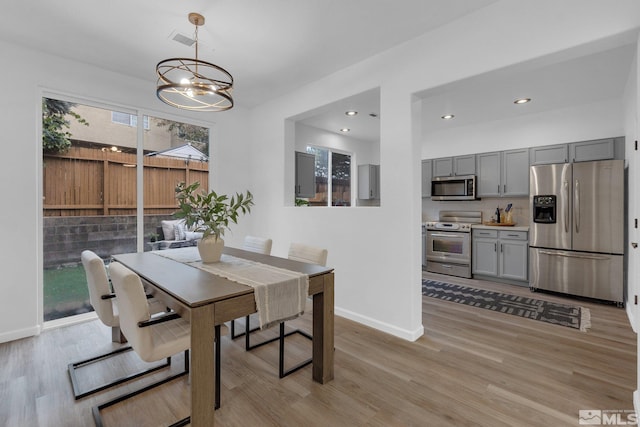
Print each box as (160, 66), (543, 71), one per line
(197, 236), (224, 263)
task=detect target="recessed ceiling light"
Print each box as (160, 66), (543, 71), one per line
(340, 128), (350, 133)
(514, 98), (531, 104)
(345, 110), (358, 116)
(441, 114), (455, 120)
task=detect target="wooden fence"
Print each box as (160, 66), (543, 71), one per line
(43, 146), (209, 216)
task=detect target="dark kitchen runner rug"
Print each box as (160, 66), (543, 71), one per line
(422, 279), (591, 332)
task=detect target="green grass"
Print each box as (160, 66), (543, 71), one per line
(43, 264), (93, 321)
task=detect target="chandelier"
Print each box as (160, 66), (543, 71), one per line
(156, 13), (234, 112)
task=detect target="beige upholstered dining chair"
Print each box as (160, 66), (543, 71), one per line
(288, 243), (328, 267)
(242, 235), (273, 255)
(68, 250), (169, 400)
(279, 243), (328, 377)
(244, 242), (328, 378)
(230, 236), (274, 339)
(92, 261), (224, 426)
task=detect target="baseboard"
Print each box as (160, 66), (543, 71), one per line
(626, 304), (637, 334)
(335, 307), (424, 341)
(43, 311), (98, 331)
(0, 325), (41, 344)
(634, 390), (640, 419)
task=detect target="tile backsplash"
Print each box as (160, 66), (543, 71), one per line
(422, 196), (530, 225)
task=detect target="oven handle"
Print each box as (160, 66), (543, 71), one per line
(428, 232), (467, 238)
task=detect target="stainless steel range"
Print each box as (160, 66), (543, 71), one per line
(425, 211), (482, 278)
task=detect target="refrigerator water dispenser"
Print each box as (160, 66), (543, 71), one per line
(533, 195), (556, 224)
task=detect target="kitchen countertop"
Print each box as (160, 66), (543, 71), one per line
(473, 224), (529, 232)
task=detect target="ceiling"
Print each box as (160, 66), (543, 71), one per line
(0, 0), (495, 109)
(0, 1), (636, 143)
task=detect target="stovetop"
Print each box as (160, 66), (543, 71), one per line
(425, 210), (482, 232)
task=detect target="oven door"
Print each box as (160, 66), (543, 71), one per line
(426, 230), (470, 264)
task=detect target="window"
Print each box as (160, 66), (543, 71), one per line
(42, 97), (209, 322)
(112, 111), (149, 129)
(305, 146), (352, 206)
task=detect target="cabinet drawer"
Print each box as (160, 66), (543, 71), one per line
(473, 229), (498, 238)
(498, 230), (528, 240)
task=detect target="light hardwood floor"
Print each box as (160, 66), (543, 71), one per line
(0, 272), (636, 426)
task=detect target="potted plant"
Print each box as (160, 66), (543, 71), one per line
(174, 181), (254, 262)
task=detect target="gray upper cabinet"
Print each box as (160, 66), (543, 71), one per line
(476, 152), (501, 197)
(433, 155), (476, 177)
(433, 157), (453, 177)
(295, 151), (316, 198)
(569, 138), (614, 162)
(421, 159), (432, 198)
(358, 164), (380, 200)
(476, 149), (528, 197)
(502, 149), (529, 196)
(530, 138), (622, 165)
(529, 144), (568, 165)
(454, 155), (476, 175)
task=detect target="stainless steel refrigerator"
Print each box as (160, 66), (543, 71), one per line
(529, 160), (624, 304)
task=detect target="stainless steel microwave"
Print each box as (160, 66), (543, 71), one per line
(431, 175), (477, 201)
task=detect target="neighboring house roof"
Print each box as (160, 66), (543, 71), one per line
(147, 143), (208, 162)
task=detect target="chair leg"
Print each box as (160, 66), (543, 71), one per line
(92, 350), (190, 427)
(68, 346), (171, 400)
(230, 315), (260, 340)
(242, 318), (313, 378)
(244, 316), (280, 351)
(278, 323), (313, 379)
(111, 326), (127, 344)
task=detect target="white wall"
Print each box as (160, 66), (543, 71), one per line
(245, 0), (640, 340)
(0, 40), (252, 343)
(1, 0), (640, 344)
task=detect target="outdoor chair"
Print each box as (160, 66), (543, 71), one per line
(68, 250), (169, 400)
(230, 236), (273, 339)
(92, 261), (224, 427)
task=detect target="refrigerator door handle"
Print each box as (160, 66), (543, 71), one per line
(574, 179), (580, 233)
(563, 180), (569, 233)
(538, 250), (610, 261)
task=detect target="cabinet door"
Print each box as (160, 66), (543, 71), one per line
(421, 160), (432, 197)
(472, 238), (498, 276)
(569, 138), (614, 162)
(454, 155), (476, 176)
(358, 164), (380, 199)
(502, 149), (529, 196)
(476, 152), (501, 197)
(295, 151), (316, 198)
(529, 144), (568, 165)
(358, 164), (371, 199)
(433, 157), (453, 177)
(499, 239), (528, 281)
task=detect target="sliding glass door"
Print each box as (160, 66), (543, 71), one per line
(42, 96), (209, 322)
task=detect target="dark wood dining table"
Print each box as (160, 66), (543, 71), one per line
(111, 246), (335, 426)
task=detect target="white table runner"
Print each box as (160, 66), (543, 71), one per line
(153, 247), (309, 329)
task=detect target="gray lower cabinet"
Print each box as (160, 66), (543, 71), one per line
(472, 229), (528, 284)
